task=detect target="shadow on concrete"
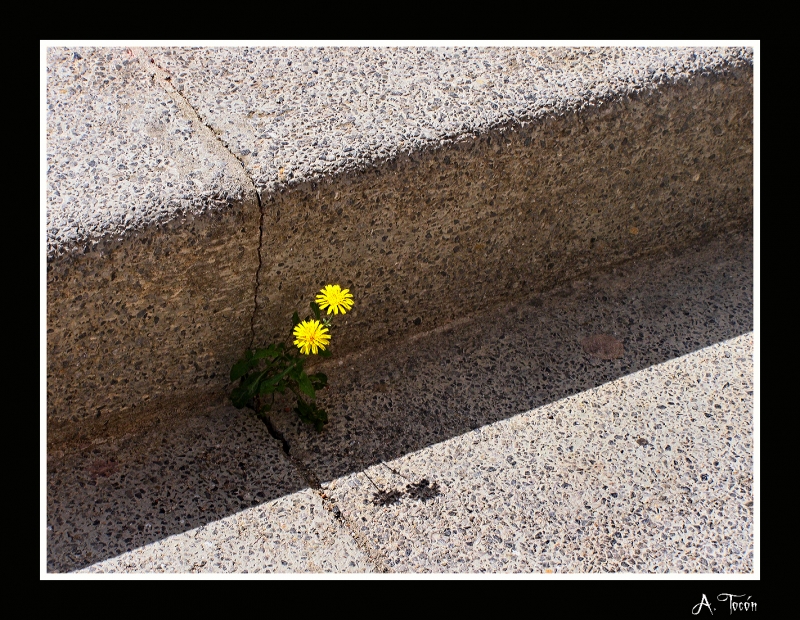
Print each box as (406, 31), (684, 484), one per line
(270, 229), (754, 483)
(46, 404), (309, 573)
(46, 229), (753, 572)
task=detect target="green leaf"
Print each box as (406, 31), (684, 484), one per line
(287, 356), (305, 377)
(292, 311), (300, 327)
(297, 372), (316, 400)
(231, 343), (286, 381)
(256, 363), (294, 395)
(230, 358), (258, 382)
(309, 372), (328, 389)
(240, 369), (264, 393)
(318, 348), (332, 358)
(294, 398), (311, 418)
(310, 301), (321, 321)
(252, 344), (281, 360)
(259, 374), (284, 395)
(313, 409), (328, 432)
(231, 386), (251, 409)
(294, 400), (328, 432)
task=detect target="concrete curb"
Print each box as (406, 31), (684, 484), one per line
(48, 229), (753, 573)
(46, 46), (753, 452)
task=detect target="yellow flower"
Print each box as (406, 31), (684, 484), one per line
(293, 319), (331, 355)
(315, 284), (354, 315)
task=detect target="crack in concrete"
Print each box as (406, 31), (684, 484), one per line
(133, 48), (387, 570)
(131, 47), (267, 352)
(249, 192), (265, 350)
(255, 412), (391, 572)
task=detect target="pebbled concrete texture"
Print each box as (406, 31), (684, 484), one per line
(49, 46), (753, 254)
(142, 46), (752, 197)
(46, 45), (753, 451)
(76, 488), (375, 574)
(325, 332), (752, 573)
(267, 230), (753, 483)
(46, 47), (252, 260)
(263, 229), (755, 573)
(46, 46), (261, 450)
(47, 402), (374, 573)
(251, 72), (752, 355)
(51, 228), (754, 574)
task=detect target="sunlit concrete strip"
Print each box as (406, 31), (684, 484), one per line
(323, 333), (754, 573)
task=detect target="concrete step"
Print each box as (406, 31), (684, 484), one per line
(46, 45), (754, 452)
(46, 230), (754, 573)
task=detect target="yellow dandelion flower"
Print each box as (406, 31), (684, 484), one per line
(293, 319), (331, 355)
(315, 284), (354, 315)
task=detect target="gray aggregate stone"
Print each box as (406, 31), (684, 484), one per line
(47, 403), (370, 573)
(270, 230), (753, 572)
(269, 231), (752, 484)
(50, 231), (753, 574)
(324, 332), (753, 573)
(46, 46), (250, 262)
(47, 48), (753, 445)
(77, 489), (374, 574)
(47, 45), (752, 257)
(44, 45), (755, 574)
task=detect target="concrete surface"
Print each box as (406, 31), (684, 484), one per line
(47, 229), (754, 574)
(48, 46), (753, 255)
(45, 45), (754, 452)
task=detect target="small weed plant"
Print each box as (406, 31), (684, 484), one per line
(230, 285), (354, 431)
